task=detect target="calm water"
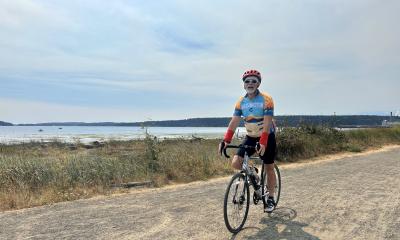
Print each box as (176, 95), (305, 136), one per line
(0, 126), (247, 144)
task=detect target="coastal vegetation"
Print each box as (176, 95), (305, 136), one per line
(3, 115), (399, 127)
(0, 126), (399, 211)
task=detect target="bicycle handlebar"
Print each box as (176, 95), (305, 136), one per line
(222, 144), (260, 158)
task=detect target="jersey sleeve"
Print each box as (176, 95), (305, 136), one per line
(262, 93), (274, 116)
(233, 97), (243, 116)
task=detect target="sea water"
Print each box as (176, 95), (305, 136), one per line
(0, 126), (247, 144)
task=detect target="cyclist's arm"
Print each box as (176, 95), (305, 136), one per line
(222, 116), (240, 144)
(228, 116), (241, 132)
(223, 97), (243, 144)
(260, 93), (274, 147)
(262, 116), (273, 135)
(256, 116), (272, 155)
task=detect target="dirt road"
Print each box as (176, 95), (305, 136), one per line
(1, 146), (399, 240)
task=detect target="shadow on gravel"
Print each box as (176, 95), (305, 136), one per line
(231, 207), (320, 240)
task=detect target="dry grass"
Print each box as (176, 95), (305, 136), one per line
(1, 126), (399, 211)
(0, 137), (232, 211)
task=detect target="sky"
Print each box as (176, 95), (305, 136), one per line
(0, 0), (399, 123)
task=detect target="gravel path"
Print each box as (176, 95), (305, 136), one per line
(1, 146), (399, 240)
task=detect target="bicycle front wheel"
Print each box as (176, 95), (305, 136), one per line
(223, 172), (250, 233)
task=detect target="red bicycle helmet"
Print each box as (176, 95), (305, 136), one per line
(242, 69), (261, 81)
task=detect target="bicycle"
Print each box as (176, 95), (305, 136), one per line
(222, 144), (281, 233)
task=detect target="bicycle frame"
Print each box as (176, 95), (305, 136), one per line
(224, 145), (269, 205)
(243, 152), (269, 206)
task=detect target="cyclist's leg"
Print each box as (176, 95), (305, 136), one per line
(265, 164), (276, 197)
(260, 133), (277, 196)
(232, 155), (243, 170)
(232, 135), (257, 170)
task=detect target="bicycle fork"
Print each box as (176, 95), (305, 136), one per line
(232, 178), (246, 206)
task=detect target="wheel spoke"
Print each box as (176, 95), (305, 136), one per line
(224, 173), (250, 233)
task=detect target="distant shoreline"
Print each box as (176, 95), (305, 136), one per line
(1, 115), (398, 127)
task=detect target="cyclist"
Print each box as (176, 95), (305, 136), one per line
(219, 69), (277, 213)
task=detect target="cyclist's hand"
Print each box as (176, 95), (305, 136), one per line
(218, 141), (227, 156)
(257, 144), (266, 156)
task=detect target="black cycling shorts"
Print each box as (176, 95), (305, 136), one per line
(236, 133), (276, 164)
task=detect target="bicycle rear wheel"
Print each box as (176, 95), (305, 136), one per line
(223, 173), (250, 233)
(261, 164), (281, 208)
(273, 164), (281, 206)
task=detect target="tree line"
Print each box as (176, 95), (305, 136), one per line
(2, 115), (398, 127)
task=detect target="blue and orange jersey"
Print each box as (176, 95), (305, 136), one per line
(233, 90), (275, 137)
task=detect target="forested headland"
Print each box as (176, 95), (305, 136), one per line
(5, 115), (399, 127)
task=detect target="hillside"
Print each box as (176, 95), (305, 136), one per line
(0, 121), (13, 126)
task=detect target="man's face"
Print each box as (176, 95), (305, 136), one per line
(243, 76), (260, 94)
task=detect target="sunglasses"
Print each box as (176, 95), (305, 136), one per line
(244, 79), (259, 84)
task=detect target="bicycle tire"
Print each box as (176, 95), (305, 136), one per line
(274, 164), (281, 206)
(223, 172), (250, 233)
(261, 164), (281, 208)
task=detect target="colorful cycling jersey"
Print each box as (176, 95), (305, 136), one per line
(233, 90), (275, 137)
